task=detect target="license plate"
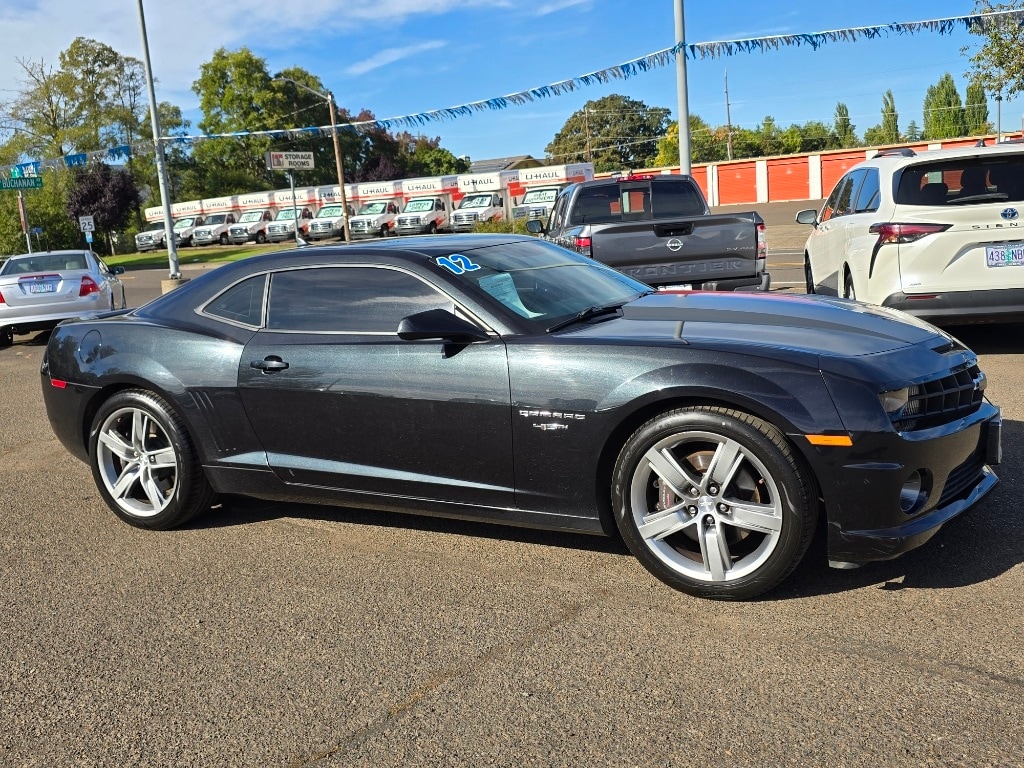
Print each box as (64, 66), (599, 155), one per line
(985, 244), (1024, 267)
(28, 282), (56, 294)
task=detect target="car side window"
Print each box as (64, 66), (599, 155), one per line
(834, 169), (865, 217)
(548, 192), (570, 232)
(854, 168), (881, 213)
(820, 179), (844, 222)
(204, 274), (267, 328)
(266, 267), (453, 333)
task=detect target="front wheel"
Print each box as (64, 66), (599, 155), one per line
(219, 233), (228, 245)
(0, 326), (12, 348)
(255, 231), (267, 244)
(804, 254), (816, 294)
(89, 389), (215, 530)
(427, 222), (438, 235)
(612, 406), (817, 600)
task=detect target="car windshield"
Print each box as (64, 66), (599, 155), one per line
(205, 214), (227, 225)
(173, 217), (197, 229)
(459, 194), (492, 209)
(432, 238), (649, 329)
(403, 199), (435, 213)
(275, 210), (298, 221)
(316, 205), (343, 218)
(522, 189), (559, 204)
(358, 202), (387, 215)
(238, 211), (264, 223)
(145, 222), (163, 231)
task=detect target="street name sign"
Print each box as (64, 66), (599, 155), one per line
(1, 177), (44, 190)
(265, 151), (315, 171)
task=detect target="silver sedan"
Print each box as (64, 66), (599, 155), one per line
(0, 249), (126, 347)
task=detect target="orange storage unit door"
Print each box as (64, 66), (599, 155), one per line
(821, 151), (866, 195)
(717, 161), (757, 205)
(689, 166), (709, 201)
(767, 157), (809, 202)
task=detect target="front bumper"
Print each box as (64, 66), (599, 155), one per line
(816, 402), (1001, 564)
(882, 287), (1024, 324)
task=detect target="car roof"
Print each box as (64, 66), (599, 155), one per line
(7, 249), (92, 260)
(865, 143), (1024, 174)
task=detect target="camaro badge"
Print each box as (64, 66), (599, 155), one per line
(1001, 208), (1019, 221)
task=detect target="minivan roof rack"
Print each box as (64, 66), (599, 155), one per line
(873, 148), (917, 159)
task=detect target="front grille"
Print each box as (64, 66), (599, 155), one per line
(937, 451), (986, 507)
(397, 216), (421, 227)
(267, 224), (291, 234)
(350, 221), (372, 233)
(893, 361), (985, 431)
(229, 227), (247, 237)
(310, 222), (333, 232)
(453, 212), (478, 225)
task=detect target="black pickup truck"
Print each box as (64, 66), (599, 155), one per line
(527, 174), (769, 291)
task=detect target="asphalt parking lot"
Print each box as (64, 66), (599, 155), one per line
(2, 247), (1023, 766)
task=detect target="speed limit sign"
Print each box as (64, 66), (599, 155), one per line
(78, 215), (95, 232)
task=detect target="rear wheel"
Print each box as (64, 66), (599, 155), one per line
(89, 389), (214, 530)
(612, 406), (817, 600)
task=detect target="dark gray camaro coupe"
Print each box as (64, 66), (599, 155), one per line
(41, 234), (1001, 599)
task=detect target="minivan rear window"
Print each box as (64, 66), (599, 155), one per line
(896, 157), (1024, 205)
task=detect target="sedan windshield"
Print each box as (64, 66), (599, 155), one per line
(433, 238), (649, 329)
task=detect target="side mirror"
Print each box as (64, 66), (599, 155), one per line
(397, 308), (489, 343)
(525, 219), (546, 235)
(795, 209), (818, 226)
(112, 266), (126, 275)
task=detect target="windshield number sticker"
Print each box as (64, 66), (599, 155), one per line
(437, 255), (480, 275)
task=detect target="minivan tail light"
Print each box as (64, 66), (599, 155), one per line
(79, 276), (99, 297)
(868, 222), (950, 245)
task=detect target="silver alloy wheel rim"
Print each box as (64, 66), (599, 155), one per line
(96, 406), (179, 518)
(628, 430), (784, 583)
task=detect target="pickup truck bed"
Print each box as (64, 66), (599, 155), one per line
(529, 174), (769, 291)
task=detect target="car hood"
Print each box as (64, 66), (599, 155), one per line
(582, 291), (950, 359)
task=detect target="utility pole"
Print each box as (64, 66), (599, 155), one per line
(674, 0), (691, 174)
(724, 70), (734, 161)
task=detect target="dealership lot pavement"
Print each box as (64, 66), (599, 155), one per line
(1, 239), (1022, 766)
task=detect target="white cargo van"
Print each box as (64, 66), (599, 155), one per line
(192, 196), (241, 246)
(395, 176), (458, 235)
(451, 171), (517, 232)
(228, 193), (277, 245)
(513, 163), (594, 223)
(348, 181), (404, 239)
(135, 206), (167, 252)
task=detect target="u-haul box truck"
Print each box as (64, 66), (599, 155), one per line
(348, 181), (404, 239)
(451, 171), (518, 232)
(170, 200), (205, 247)
(136, 205), (170, 252)
(228, 191), (278, 245)
(512, 163), (594, 223)
(308, 184), (357, 241)
(266, 187), (318, 242)
(395, 175), (459, 235)
(192, 196), (241, 246)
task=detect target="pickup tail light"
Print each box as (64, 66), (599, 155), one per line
(868, 222), (950, 245)
(756, 221), (767, 272)
(79, 276), (100, 297)
(572, 235), (593, 257)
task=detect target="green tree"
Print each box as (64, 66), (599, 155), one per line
(0, 171), (79, 255)
(923, 73), (967, 139)
(905, 120), (922, 141)
(654, 116), (726, 166)
(965, 81), (991, 134)
(545, 94), (671, 172)
(963, 0), (1024, 99)
(66, 163), (141, 254)
(833, 103), (859, 148)
(881, 90), (900, 143)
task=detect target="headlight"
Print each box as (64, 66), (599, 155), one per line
(879, 387), (909, 415)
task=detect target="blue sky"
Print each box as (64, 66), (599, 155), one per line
(0, 1), (1012, 165)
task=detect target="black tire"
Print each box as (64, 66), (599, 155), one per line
(427, 222), (438, 235)
(219, 233), (228, 246)
(611, 406), (817, 600)
(804, 254), (816, 294)
(380, 225), (389, 238)
(88, 389), (215, 530)
(185, 236), (194, 248)
(255, 231), (267, 244)
(843, 269), (856, 300)
(0, 326), (12, 348)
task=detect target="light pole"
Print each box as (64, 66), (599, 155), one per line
(136, 0), (181, 278)
(274, 77), (351, 242)
(996, 93), (1003, 143)
(674, 0), (691, 174)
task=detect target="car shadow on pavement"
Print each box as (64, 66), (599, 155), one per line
(943, 323), (1024, 355)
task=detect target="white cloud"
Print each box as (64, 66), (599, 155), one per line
(344, 41), (446, 77)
